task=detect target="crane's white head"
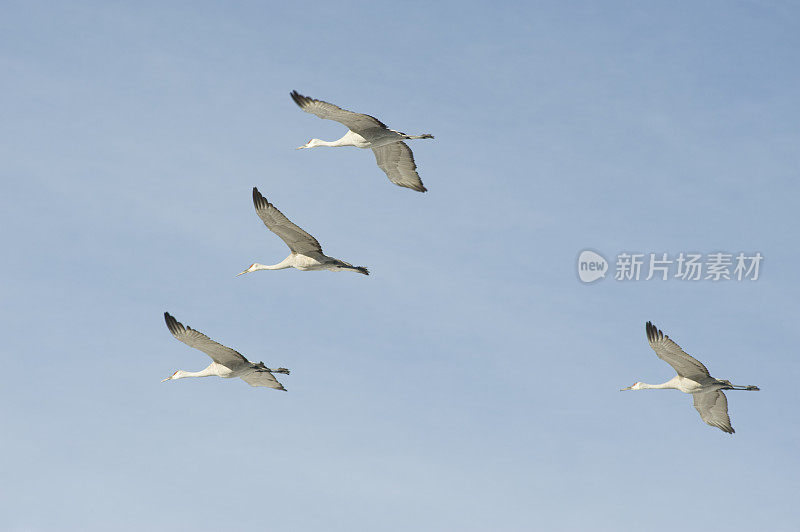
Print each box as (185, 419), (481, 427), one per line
(161, 370), (183, 382)
(297, 138), (322, 149)
(237, 263), (259, 276)
(620, 382), (644, 391)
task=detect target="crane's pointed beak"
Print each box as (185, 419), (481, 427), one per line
(237, 264), (256, 276)
(161, 377), (171, 382)
(296, 145), (305, 150)
(620, 385), (633, 391)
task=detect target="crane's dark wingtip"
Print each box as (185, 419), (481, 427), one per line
(645, 321), (663, 343)
(252, 187), (269, 209)
(164, 312), (184, 335)
(290, 90), (308, 108)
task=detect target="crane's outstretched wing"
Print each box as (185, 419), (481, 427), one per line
(372, 142), (427, 192)
(693, 391), (734, 434)
(291, 90), (387, 133)
(252, 187), (322, 254)
(241, 371), (287, 391)
(164, 312), (249, 368)
(646, 322), (711, 380)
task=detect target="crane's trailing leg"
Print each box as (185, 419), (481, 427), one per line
(329, 260), (369, 275)
(403, 133), (434, 140)
(719, 379), (759, 390)
(255, 361), (290, 375)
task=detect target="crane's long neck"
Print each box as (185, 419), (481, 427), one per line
(309, 138), (351, 147)
(238, 258), (294, 276)
(252, 262), (291, 271)
(173, 365), (217, 379)
(638, 381), (677, 390)
(253, 255), (296, 271)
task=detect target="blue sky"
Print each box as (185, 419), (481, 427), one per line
(1, 1), (798, 530)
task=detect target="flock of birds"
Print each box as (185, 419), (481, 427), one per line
(162, 91), (759, 434)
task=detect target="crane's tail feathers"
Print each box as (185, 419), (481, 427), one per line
(332, 259), (369, 275)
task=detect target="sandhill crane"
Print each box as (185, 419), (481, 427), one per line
(237, 187), (369, 276)
(162, 312), (290, 390)
(291, 90), (433, 193)
(621, 322), (759, 433)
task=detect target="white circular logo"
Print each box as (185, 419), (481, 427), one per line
(577, 250), (608, 283)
